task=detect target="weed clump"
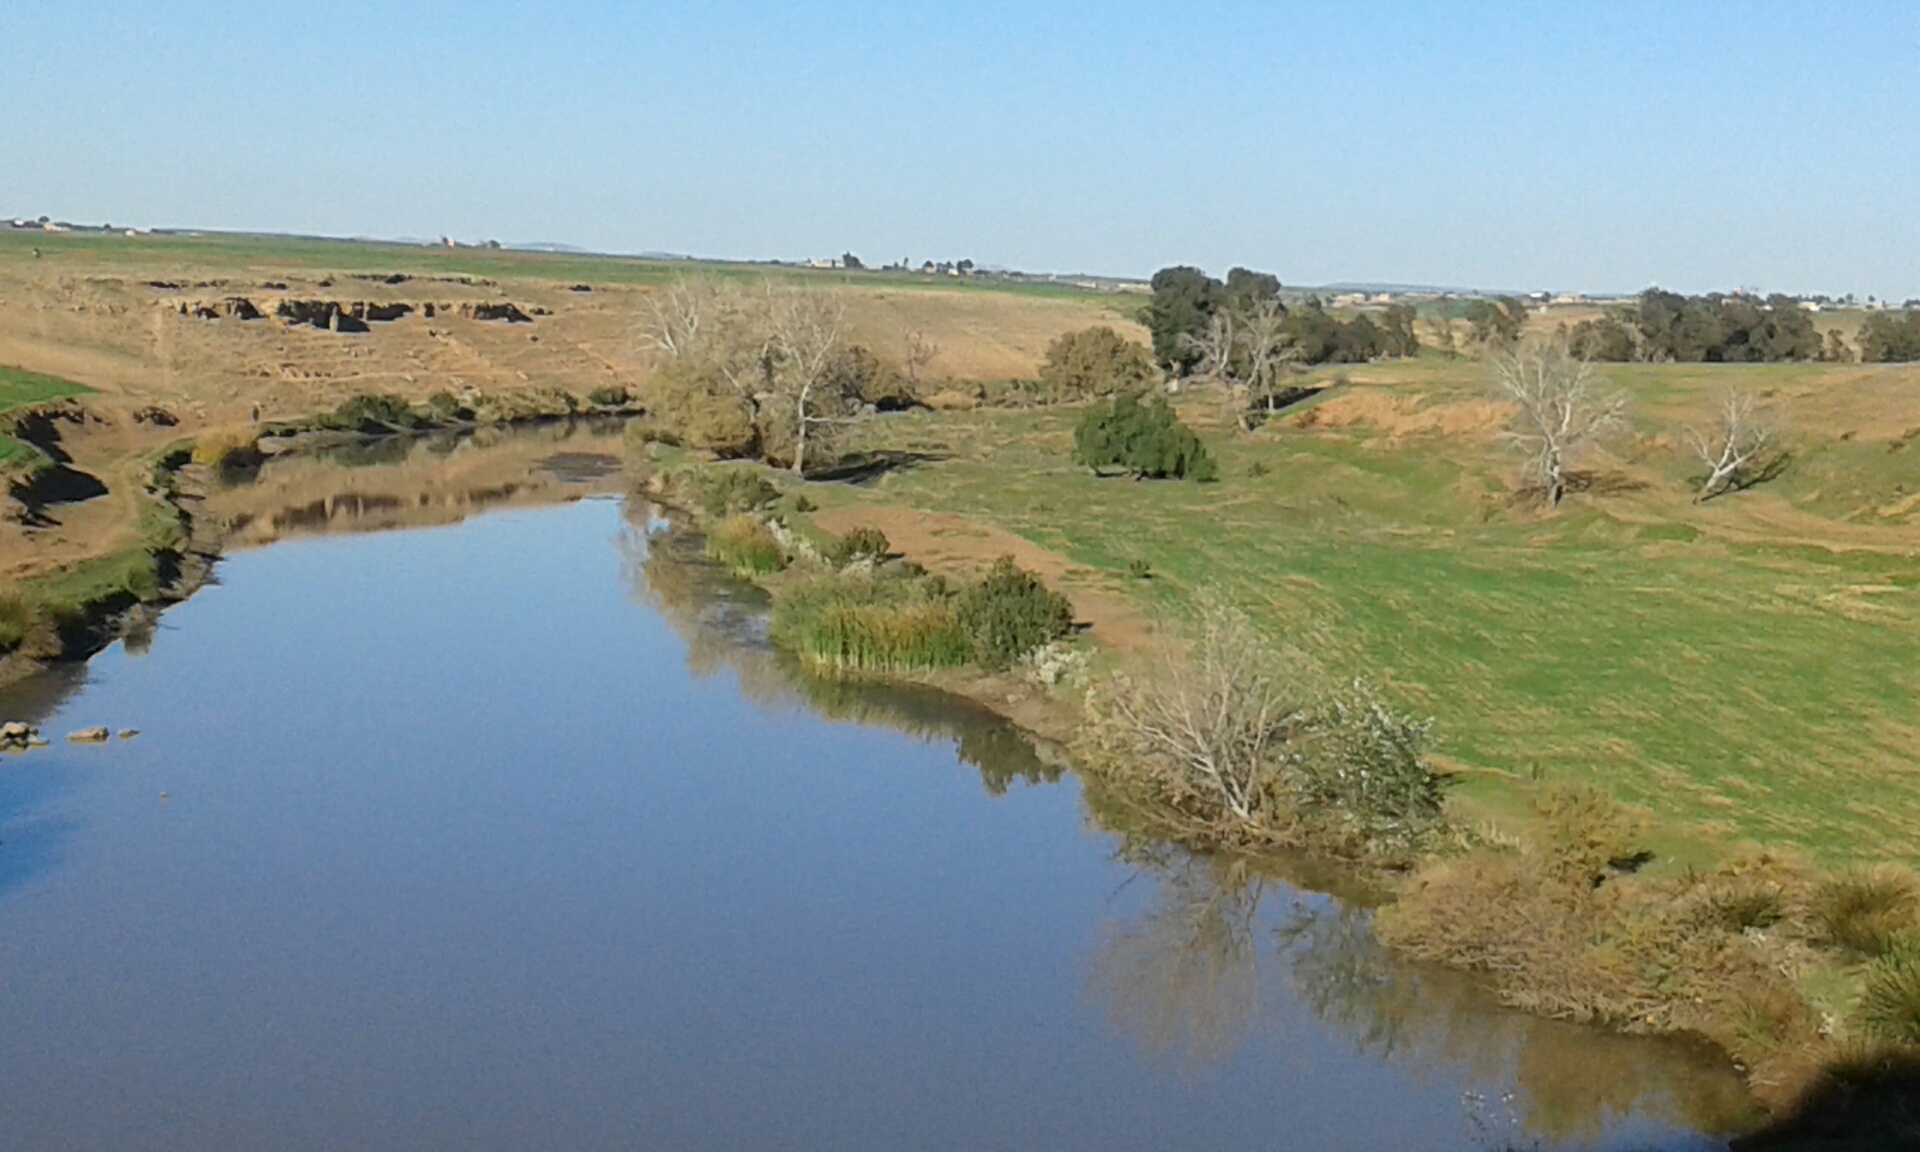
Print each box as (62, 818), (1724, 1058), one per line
(0, 592), (34, 653)
(188, 428), (261, 469)
(1810, 867), (1920, 957)
(692, 468), (781, 519)
(586, 386), (631, 408)
(1857, 942), (1920, 1045)
(704, 515), (785, 576)
(957, 556), (1074, 669)
(325, 393), (420, 433)
(827, 525), (890, 567)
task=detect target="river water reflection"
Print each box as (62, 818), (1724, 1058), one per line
(0, 430), (1757, 1149)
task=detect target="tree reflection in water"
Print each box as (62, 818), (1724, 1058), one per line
(623, 502), (1760, 1148)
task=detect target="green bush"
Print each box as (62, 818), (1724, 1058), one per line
(327, 393), (421, 433)
(0, 592), (33, 653)
(1299, 685), (1444, 846)
(956, 556), (1074, 669)
(1038, 326), (1158, 402)
(1072, 393), (1218, 481)
(694, 468), (781, 518)
(704, 515), (786, 575)
(587, 385), (631, 408)
(424, 391), (472, 423)
(771, 574), (969, 674)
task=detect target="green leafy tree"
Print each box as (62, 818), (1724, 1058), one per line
(1859, 310), (1920, 363)
(1144, 266), (1226, 374)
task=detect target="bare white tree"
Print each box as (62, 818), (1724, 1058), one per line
(1100, 602), (1313, 822)
(634, 279), (717, 361)
(1237, 298), (1303, 418)
(1180, 310), (1236, 386)
(1490, 338), (1626, 505)
(768, 288), (850, 475)
(1685, 390), (1775, 501)
(902, 328), (940, 388)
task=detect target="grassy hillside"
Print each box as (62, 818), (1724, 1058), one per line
(809, 356), (1920, 868)
(0, 364), (91, 467)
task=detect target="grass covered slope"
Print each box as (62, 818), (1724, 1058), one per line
(0, 364), (91, 467)
(812, 356), (1920, 868)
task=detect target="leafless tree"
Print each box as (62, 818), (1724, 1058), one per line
(1099, 600), (1313, 823)
(1423, 313), (1459, 360)
(902, 328), (940, 387)
(1181, 310), (1236, 386)
(635, 278), (717, 361)
(1685, 390), (1775, 501)
(768, 288), (850, 475)
(1238, 297), (1303, 418)
(1490, 338), (1626, 506)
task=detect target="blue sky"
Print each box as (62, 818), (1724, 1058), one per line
(4, 2), (1916, 296)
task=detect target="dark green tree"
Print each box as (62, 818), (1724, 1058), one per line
(1144, 266), (1226, 374)
(1073, 393), (1218, 481)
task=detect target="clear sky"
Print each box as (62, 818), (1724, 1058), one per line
(4, 2), (1916, 297)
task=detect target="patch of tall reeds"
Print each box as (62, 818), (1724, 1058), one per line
(771, 573), (969, 674)
(704, 515), (786, 576)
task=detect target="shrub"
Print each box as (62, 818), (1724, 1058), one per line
(704, 515), (785, 575)
(1299, 683), (1444, 848)
(1857, 941), (1920, 1044)
(1811, 867), (1920, 956)
(828, 525), (891, 567)
(829, 345), (915, 410)
(327, 393), (420, 432)
(694, 468), (781, 518)
(1534, 784), (1649, 888)
(643, 360), (757, 456)
(1039, 326), (1159, 402)
(1126, 559), (1152, 580)
(1073, 393), (1218, 481)
(424, 391), (472, 423)
(0, 592), (33, 653)
(771, 574), (968, 673)
(188, 428), (261, 468)
(586, 385), (631, 408)
(956, 556), (1074, 669)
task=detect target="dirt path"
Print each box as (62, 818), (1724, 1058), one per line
(811, 504), (1158, 653)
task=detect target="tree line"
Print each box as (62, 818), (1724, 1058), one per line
(1143, 266), (1420, 380)
(1565, 289), (1840, 363)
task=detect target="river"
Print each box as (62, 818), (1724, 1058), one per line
(0, 427), (1759, 1150)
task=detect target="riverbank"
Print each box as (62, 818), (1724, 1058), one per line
(642, 413), (1920, 1117)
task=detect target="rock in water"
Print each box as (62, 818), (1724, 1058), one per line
(66, 727), (110, 744)
(117, 729), (139, 741)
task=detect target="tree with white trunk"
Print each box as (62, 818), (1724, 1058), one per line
(1686, 390), (1775, 501)
(1490, 338), (1626, 505)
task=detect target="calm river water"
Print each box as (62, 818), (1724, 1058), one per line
(0, 433), (1760, 1150)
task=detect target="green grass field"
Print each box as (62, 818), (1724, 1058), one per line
(815, 359), (1920, 868)
(0, 229), (1119, 300)
(0, 364), (91, 468)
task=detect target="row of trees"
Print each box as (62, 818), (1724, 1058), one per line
(1142, 267), (1419, 382)
(1859, 309), (1920, 363)
(1565, 289), (1826, 363)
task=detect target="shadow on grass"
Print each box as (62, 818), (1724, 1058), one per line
(807, 449), (952, 486)
(1730, 1051), (1920, 1151)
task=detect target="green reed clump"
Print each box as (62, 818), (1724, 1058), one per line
(704, 515), (786, 576)
(0, 592), (34, 653)
(826, 525), (891, 567)
(771, 574), (969, 674)
(1858, 940), (1920, 1045)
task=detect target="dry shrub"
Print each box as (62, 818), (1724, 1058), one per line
(1377, 788), (1818, 1071)
(189, 427), (260, 468)
(1810, 867), (1920, 957)
(643, 360), (757, 456)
